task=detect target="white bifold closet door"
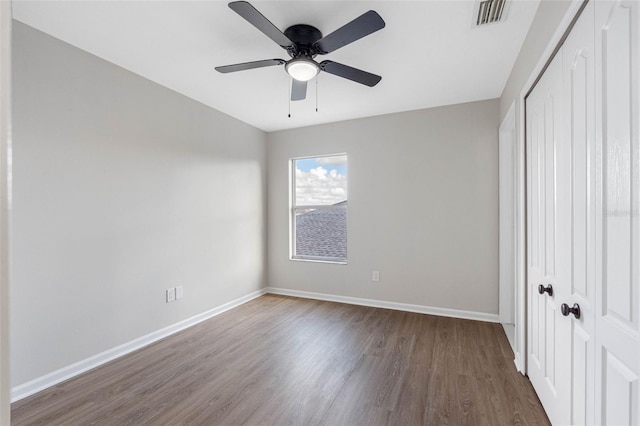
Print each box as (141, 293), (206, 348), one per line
(561, 2), (597, 424)
(594, 1), (640, 424)
(527, 25), (573, 425)
(526, 1), (640, 424)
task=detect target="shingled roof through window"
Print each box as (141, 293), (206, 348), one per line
(295, 201), (347, 260)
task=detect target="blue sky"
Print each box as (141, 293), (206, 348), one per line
(295, 156), (347, 175)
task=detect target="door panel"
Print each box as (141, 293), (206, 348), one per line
(563, 2), (596, 424)
(527, 49), (570, 425)
(571, 324), (590, 425)
(603, 0), (638, 328)
(603, 348), (638, 425)
(531, 111), (542, 271)
(545, 298), (556, 385)
(602, 0), (634, 325)
(544, 94), (557, 280)
(569, 51), (589, 300)
(595, 1), (640, 424)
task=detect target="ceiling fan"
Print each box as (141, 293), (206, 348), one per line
(215, 1), (385, 101)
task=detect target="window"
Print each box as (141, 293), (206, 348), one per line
(291, 154), (347, 263)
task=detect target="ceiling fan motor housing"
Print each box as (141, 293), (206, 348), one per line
(284, 24), (323, 58)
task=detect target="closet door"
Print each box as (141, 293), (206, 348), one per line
(561, 2), (596, 424)
(595, 1), (640, 424)
(526, 46), (572, 425)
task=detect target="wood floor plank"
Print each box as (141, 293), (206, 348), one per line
(12, 295), (550, 425)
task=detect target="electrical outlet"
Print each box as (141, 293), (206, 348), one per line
(166, 288), (176, 303)
(176, 285), (184, 300)
(372, 270), (380, 282)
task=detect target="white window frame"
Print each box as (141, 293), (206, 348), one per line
(290, 153), (347, 264)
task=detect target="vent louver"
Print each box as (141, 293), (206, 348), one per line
(476, 0), (507, 26)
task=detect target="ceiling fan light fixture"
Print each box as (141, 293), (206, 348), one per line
(286, 58), (319, 82)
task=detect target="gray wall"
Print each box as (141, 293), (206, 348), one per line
(267, 100), (500, 315)
(11, 22), (267, 386)
(0, 3), (11, 422)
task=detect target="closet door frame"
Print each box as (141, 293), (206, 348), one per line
(0, 1), (10, 424)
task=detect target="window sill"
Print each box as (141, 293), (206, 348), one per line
(290, 257), (347, 265)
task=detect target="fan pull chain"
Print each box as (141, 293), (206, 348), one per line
(315, 77), (319, 112)
(288, 79), (291, 118)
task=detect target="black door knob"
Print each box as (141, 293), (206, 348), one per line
(538, 284), (553, 296)
(561, 303), (581, 319)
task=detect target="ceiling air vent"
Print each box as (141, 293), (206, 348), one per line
(475, 0), (508, 26)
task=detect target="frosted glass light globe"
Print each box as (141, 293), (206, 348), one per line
(286, 59), (319, 82)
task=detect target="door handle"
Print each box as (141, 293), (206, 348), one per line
(561, 303), (581, 319)
(538, 284), (553, 296)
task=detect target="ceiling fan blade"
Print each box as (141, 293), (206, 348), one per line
(229, 1), (295, 50)
(313, 10), (385, 54)
(291, 79), (308, 101)
(320, 60), (381, 87)
(215, 59), (285, 73)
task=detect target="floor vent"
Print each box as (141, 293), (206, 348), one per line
(475, 0), (507, 26)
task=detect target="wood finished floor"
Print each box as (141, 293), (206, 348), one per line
(12, 295), (550, 425)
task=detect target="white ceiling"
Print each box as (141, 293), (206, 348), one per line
(12, 0), (540, 132)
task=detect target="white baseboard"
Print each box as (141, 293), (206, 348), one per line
(11, 288), (267, 403)
(514, 352), (525, 375)
(265, 287), (499, 323)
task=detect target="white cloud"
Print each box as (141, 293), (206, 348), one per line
(296, 166), (347, 206)
(309, 166), (328, 180)
(316, 155), (347, 166)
